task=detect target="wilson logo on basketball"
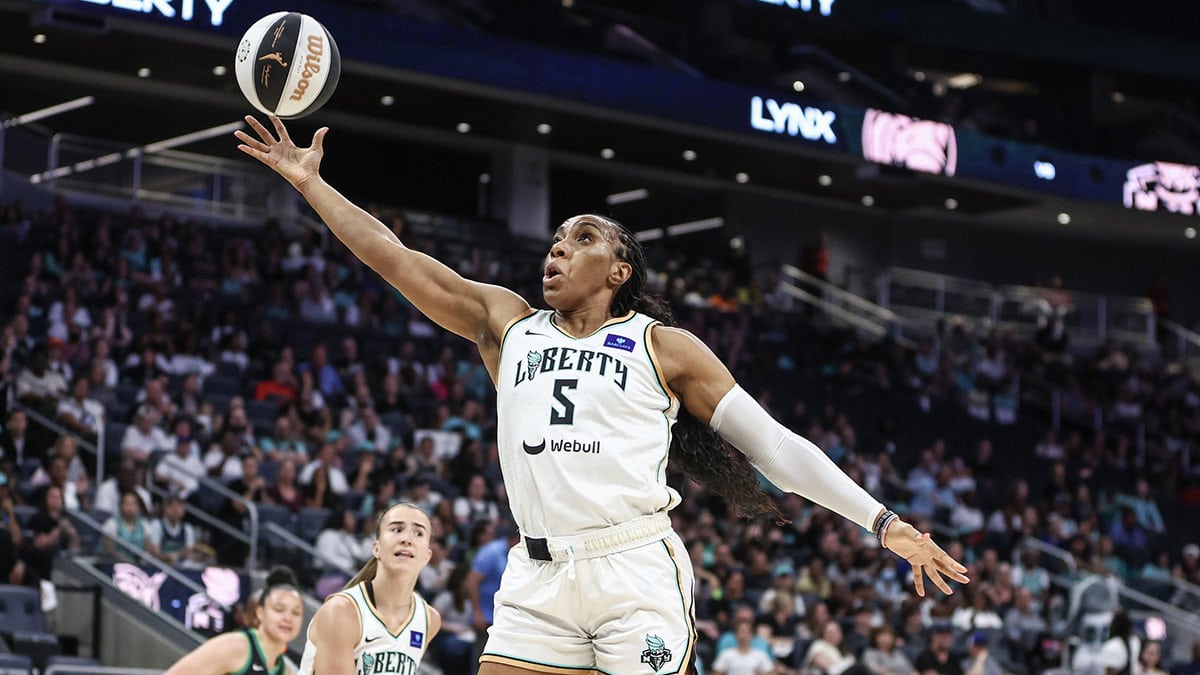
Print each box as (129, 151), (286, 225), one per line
(290, 35), (325, 102)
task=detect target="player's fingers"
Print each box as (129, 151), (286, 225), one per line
(269, 114), (292, 143)
(236, 144), (267, 162)
(312, 127), (329, 153)
(245, 116), (275, 144)
(233, 130), (268, 153)
(928, 567), (955, 596)
(912, 565), (926, 597)
(938, 555), (971, 583)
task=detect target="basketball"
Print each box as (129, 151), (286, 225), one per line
(234, 12), (341, 119)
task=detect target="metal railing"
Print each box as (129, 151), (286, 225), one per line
(1020, 536), (1078, 577)
(143, 453), (260, 571)
(65, 507), (228, 611)
(262, 522), (358, 578)
(779, 264), (922, 348)
(1159, 318), (1200, 363)
(45, 667), (162, 675)
(12, 400), (106, 489)
(876, 267), (1158, 351)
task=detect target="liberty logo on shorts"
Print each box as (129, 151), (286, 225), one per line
(640, 634), (672, 672)
(526, 351), (543, 380)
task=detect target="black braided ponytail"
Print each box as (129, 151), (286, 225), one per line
(596, 215), (782, 520)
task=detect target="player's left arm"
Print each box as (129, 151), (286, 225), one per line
(426, 605), (442, 642)
(652, 325), (969, 596)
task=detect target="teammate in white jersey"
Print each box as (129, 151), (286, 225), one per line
(236, 116), (970, 675)
(297, 502), (441, 675)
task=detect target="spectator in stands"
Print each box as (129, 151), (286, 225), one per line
(93, 460), (153, 515)
(0, 409), (33, 471)
(803, 620), (868, 675)
(313, 508), (370, 597)
(300, 440), (349, 508)
(299, 342), (343, 400)
(0, 471), (35, 586)
(465, 521), (518, 637)
(101, 490), (159, 561)
(861, 625), (917, 675)
(453, 473), (499, 528)
(204, 427), (245, 483)
(155, 431), (206, 500)
(121, 404), (172, 464)
(264, 457), (304, 513)
(254, 361), (298, 404)
(259, 413), (307, 463)
(56, 373), (104, 440)
(961, 631), (1003, 675)
(1002, 587), (1045, 659)
(214, 454), (266, 566)
(149, 494), (196, 567)
(1115, 478), (1166, 535)
(1175, 543), (1200, 586)
(915, 623), (962, 675)
(26, 483), (80, 580)
(1108, 506), (1149, 568)
(346, 406), (391, 453)
(1138, 640), (1169, 675)
(712, 616), (776, 675)
(16, 344), (67, 414)
(430, 562), (478, 675)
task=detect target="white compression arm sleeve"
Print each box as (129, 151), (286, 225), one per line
(709, 385), (885, 531)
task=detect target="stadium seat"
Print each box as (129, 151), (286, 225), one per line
(0, 652), (31, 675)
(8, 631), (60, 674)
(297, 507), (332, 543)
(0, 586), (47, 634)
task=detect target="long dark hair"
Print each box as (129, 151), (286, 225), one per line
(599, 215), (781, 520)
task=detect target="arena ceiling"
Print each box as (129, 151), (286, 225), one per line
(0, 0), (1197, 245)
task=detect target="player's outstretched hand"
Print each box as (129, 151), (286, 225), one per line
(235, 114), (328, 190)
(883, 518), (970, 597)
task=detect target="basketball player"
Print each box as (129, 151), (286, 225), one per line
(164, 567), (303, 675)
(296, 502), (440, 675)
(236, 115), (969, 675)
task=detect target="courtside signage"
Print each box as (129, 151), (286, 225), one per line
(75, 0), (235, 26)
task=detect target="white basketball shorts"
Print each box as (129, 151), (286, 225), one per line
(480, 529), (696, 674)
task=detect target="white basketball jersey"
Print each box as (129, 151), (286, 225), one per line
(296, 582), (430, 675)
(496, 310), (681, 536)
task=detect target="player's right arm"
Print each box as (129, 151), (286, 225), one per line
(307, 595), (360, 675)
(235, 115), (530, 346)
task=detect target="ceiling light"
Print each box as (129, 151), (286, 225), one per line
(33, 34), (46, 44)
(1057, 212), (1071, 225)
(600, 148), (615, 159)
(536, 123), (552, 135)
(861, 195), (875, 207)
(817, 174), (832, 186)
(380, 95), (395, 106)
(682, 150), (697, 161)
(478, 173), (491, 184)
(212, 65), (227, 76)
(562, 0), (574, 6)
(735, 172), (750, 184)
(837, 71), (851, 83)
(913, 70), (926, 82)
(792, 80), (806, 92)
(606, 188), (649, 205)
(946, 73), (982, 90)
(944, 198), (958, 210)
(137, 68), (151, 78)
(1186, 227), (1197, 240)
(1111, 91), (1126, 103)
(456, 122), (471, 133)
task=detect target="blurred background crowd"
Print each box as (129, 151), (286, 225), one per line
(2, 195), (1199, 674)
